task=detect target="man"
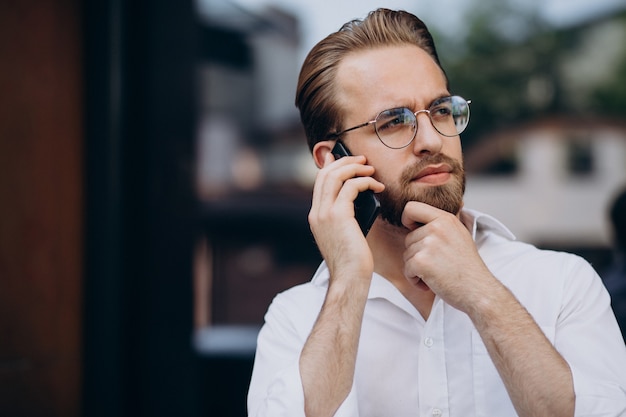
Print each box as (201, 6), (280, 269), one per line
(247, 9), (626, 417)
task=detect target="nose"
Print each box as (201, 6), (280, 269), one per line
(411, 110), (444, 156)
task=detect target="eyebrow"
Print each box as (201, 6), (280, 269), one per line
(380, 92), (452, 115)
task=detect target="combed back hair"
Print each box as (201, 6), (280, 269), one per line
(295, 8), (447, 151)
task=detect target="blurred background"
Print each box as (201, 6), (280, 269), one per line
(1, 0), (625, 416)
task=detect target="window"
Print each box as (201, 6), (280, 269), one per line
(567, 135), (594, 176)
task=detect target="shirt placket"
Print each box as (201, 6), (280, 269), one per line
(418, 299), (449, 417)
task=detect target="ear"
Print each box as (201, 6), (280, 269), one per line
(312, 140), (337, 168)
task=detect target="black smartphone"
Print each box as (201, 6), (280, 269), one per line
(332, 141), (381, 236)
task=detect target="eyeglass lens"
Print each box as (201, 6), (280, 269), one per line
(374, 96), (470, 149)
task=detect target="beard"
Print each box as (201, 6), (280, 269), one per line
(377, 153), (465, 227)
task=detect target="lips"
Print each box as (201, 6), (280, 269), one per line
(413, 164), (452, 182)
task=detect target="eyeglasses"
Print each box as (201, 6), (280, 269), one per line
(327, 95), (471, 149)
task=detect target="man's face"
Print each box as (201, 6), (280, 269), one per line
(334, 45), (465, 227)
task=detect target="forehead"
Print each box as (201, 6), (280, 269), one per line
(335, 45), (449, 119)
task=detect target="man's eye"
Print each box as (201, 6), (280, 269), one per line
(431, 105), (452, 118)
(378, 109), (412, 132)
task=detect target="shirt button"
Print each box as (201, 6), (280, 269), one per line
(424, 337), (434, 348)
(432, 408), (442, 417)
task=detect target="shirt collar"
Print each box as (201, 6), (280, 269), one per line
(460, 207), (516, 241)
(310, 263), (425, 320)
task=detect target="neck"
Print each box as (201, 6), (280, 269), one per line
(367, 219), (436, 319)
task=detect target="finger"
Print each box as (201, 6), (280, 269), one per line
(320, 159), (377, 197)
(338, 176), (385, 203)
(401, 201), (446, 230)
(311, 159), (382, 223)
(332, 154), (367, 169)
(313, 155), (361, 197)
(323, 150), (335, 166)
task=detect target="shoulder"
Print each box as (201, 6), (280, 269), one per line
(468, 209), (603, 302)
(273, 262), (329, 306)
(465, 208), (596, 276)
(262, 278), (327, 335)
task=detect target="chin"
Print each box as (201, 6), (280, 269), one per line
(378, 182), (464, 227)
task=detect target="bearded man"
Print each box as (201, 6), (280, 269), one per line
(247, 9), (626, 417)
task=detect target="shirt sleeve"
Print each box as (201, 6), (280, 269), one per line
(555, 255), (626, 416)
(247, 287), (360, 417)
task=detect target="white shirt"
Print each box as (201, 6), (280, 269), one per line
(247, 209), (626, 417)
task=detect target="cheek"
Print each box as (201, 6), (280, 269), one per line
(445, 141), (464, 165)
(370, 154), (402, 184)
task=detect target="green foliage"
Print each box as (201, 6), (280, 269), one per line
(431, 3), (626, 150)
(590, 15), (626, 116)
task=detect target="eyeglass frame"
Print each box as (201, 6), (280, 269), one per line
(325, 95), (471, 149)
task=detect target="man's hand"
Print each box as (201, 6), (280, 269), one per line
(309, 151), (385, 280)
(400, 201), (497, 314)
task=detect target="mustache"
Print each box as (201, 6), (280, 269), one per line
(399, 153), (464, 185)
